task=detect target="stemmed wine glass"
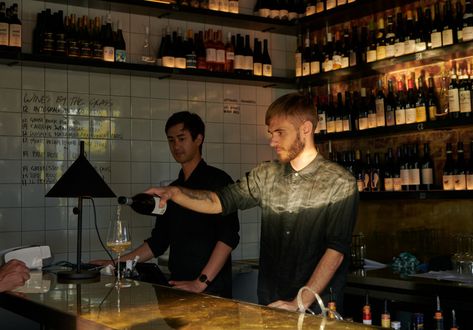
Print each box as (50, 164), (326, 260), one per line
(106, 206), (132, 287)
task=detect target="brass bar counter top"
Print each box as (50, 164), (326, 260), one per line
(0, 273), (379, 330)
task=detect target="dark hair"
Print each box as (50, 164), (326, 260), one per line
(265, 92), (317, 130)
(165, 111), (205, 153)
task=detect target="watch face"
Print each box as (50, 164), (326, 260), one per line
(199, 274), (208, 283)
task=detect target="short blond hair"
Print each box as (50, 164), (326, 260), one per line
(265, 92), (317, 129)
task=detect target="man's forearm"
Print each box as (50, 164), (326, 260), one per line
(171, 186), (223, 214)
(199, 241), (233, 282)
(120, 242), (154, 262)
(300, 248), (344, 308)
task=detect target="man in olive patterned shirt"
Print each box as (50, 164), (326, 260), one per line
(146, 92), (359, 313)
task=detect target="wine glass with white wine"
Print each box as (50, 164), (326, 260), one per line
(106, 206), (132, 287)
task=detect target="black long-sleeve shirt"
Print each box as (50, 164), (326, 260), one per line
(146, 160), (240, 298)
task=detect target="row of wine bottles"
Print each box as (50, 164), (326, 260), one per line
(172, 0), (239, 13)
(314, 67), (472, 135)
(253, 0), (357, 21)
(332, 141), (473, 192)
(151, 27), (272, 76)
(0, 2), (21, 50)
(295, 0), (473, 76)
(33, 10), (126, 62)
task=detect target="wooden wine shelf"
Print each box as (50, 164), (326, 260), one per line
(299, 41), (473, 87)
(315, 117), (473, 142)
(0, 51), (295, 89)
(360, 190), (473, 200)
(42, 0), (298, 35)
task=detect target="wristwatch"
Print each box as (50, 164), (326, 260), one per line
(198, 274), (211, 286)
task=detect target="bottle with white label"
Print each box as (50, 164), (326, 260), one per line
(442, 0), (455, 46)
(463, 0), (473, 41)
(454, 141), (467, 190)
(431, 3), (443, 48)
(8, 3), (21, 50)
(449, 67), (461, 119)
(395, 80), (407, 125)
(443, 143), (455, 190)
(421, 143), (434, 190)
(262, 39), (272, 77)
(405, 79), (417, 124)
(459, 67), (472, 118)
(0, 2), (9, 49)
(102, 14), (115, 62)
(295, 34), (302, 77)
(375, 79), (386, 127)
(409, 144), (421, 191)
(467, 141), (473, 190)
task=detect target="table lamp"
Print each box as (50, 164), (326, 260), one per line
(46, 141), (116, 282)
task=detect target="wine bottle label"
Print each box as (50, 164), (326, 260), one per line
(332, 55), (342, 69)
(460, 90), (472, 113)
(341, 56), (349, 68)
(310, 61), (320, 75)
(244, 56), (253, 71)
(152, 196), (167, 215)
(463, 26), (473, 41)
(163, 56), (175, 68)
(409, 169), (420, 185)
(394, 42), (405, 57)
(209, 0), (219, 10)
(175, 57), (186, 69)
(467, 174), (473, 190)
(416, 106), (427, 122)
(306, 6), (316, 16)
(326, 120), (335, 133)
(337, 0), (347, 5)
(234, 54), (244, 70)
(9, 24), (21, 47)
(0, 22), (8, 46)
(415, 41), (427, 52)
(449, 89), (460, 112)
(403, 39), (416, 54)
(103, 46), (115, 62)
(220, 0), (229, 12)
(386, 44), (395, 58)
(349, 51), (357, 66)
(368, 113), (377, 128)
(342, 119), (350, 131)
(317, 113), (326, 131)
(386, 109), (395, 126)
(458, 29), (463, 42)
(216, 49), (225, 64)
(186, 54), (197, 68)
(80, 42), (92, 58)
(376, 46), (386, 60)
(421, 168), (433, 185)
(93, 45), (103, 60)
(226, 51), (234, 61)
(454, 174), (467, 190)
(43, 33), (55, 52)
(270, 9), (280, 19)
(316, 2), (324, 13)
(395, 108), (406, 125)
(428, 105), (437, 121)
(442, 29), (453, 46)
(384, 178), (394, 191)
(206, 48), (216, 63)
(431, 32), (442, 48)
(253, 62), (262, 76)
(55, 34), (66, 54)
(324, 59), (333, 72)
(302, 62), (310, 76)
(295, 53), (302, 77)
(359, 117), (368, 130)
(443, 174), (454, 190)
(375, 99), (385, 126)
(335, 119), (343, 132)
(263, 64), (272, 77)
(405, 107), (417, 124)
(228, 1), (238, 14)
(367, 50), (377, 63)
(259, 8), (271, 17)
(326, 0), (336, 10)
(68, 42), (80, 57)
(393, 177), (402, 191)
(115, 49), (127, 63)
(400, 169), (410, 186)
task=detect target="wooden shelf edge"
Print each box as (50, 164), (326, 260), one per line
(360, 190), (473, 200)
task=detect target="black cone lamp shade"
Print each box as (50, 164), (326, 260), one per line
(46, 141), (115, 282)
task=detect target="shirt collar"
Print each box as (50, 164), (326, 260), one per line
(177, 159), (207, 184)
(283, 153), (324, 179)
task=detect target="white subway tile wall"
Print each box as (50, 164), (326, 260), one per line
(0, 0), (297, 262)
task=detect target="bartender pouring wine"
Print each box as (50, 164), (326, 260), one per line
(146, 92), (359, 314)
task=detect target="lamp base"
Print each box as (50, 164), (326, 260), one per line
(57, 269), (101, 283)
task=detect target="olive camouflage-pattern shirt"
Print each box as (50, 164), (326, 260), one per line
(216, 154), (358, 309)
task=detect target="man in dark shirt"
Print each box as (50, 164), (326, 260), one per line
(92, 111), (239, 298)
(146, 93), (358, 313)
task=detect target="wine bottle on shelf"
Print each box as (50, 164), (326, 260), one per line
(341, 29), (350, 68)
(243, 34), (253, 75)
(442, 0), (456, 46)
(294, 33), (302, 77)
(174, 28), (186, 69)
(0, 2), (8, 50)
(92, 17), (103, 60)
(467, 141), (473, 190)
(403, 9), (416, 54)
(205, 29), (216, 71)
(310, 33), (321, 75)
(354, 149), (365, 192)
(459, 67), (472, 117)
(371, 152), (381, 192)
(366, 20), (377, 63)
(454, 141), (467, 190)
(385, 14), (395, 59)
(363, 150), (372, 192)
(448, 65), (461, 119)
(463, 0), (473, 42)
(349, 25), (359, 67)
(233, 34), (244, 74)
(443, 142), (455, 190)
(302, 30), (311, 76)
(114, 20), (126, 62)
(326, 0), (336, 11)
(450, 309), (459, 330)
(455, 0), (463, 43)
(118, 194), (167, 216)
(55, 10), (66, 56)
(253, 38), (262, 76)
(209, 0), (219, 11)
(358, 88), (369, 130)
(424, 7), (433, 49)
(438, 75), (450, 119)
(67, 14), (79, 57)
(385, 79), (396, 126)
(362, 294), (372, 325)
(433, 296), (445, 330)
(381, 299), (390, 328)
(186, 29), (197, 69)
(220, 0), (229, 12)
(393, 147), (402, 191)
(395, 78), (407, 125)
(394, 12), (405, 57)
(324, 32), (334, 72)
(8, 3), (20, 51)
(326, 94), (336, 134)
(375, 79), (386, 127)
(343, 90), (352, 131)
(228, 0), (239, 14)
(384, 148), (394, 191)
(262, 39), (272, 77)
(215, 30), (225, 72)
(316, 0), (325, 14)
(332, 30), (342, 70)
(224, 32), (234, 73)
(335, 92), (344, 133)
(415, 75), (427, 123)
(376, 16), (386, 61)
(431, 2), (443, 48)
(367, 88), (377, 129)
(427, 76), (438, 121)
(102, 14), (115, 62)
(315, 95), (327, 134)
(400, 145), (410, 191)
(415, 7), (427, 52)
(306, 0), (316, 16)
(40, 10), (53, 55)
(405, 78), (417, 124)
(409, 144), (420, 191)
(196, 31), (207, 70)
(421, 143), (434, 190)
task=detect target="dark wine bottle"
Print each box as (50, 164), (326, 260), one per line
(118, 194), (167, 215)
(421, 143), (434, 190)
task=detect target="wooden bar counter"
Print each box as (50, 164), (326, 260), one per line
(0, 273), (379, 329)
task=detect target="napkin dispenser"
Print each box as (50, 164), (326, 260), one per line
(1, 245), (52, 270)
